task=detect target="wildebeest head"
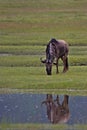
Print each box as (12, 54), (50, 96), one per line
(40, 41), (55, 75)
(40, 58), (52, 75)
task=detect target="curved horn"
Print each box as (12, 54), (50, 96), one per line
(41, 100), (47, 106)
(40, 57), (46, 63)
(53, 62), (57, 65)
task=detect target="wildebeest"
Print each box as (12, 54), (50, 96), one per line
(41, 94), (70, 124)
(40, 38), (69, 75)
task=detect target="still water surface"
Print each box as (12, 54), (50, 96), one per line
(0, 93), (87, 124)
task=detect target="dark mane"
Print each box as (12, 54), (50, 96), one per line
(46, 38), (57, 55)
(50, 38), (58, 44)
(46, 44), (50, 55)
(46, 44), (52, 63)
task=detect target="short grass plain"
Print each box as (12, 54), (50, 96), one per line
(0, 0), (87, 93)
(0, 0), (87, 129)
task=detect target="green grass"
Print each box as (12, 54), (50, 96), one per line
(0, 123), (87, 130)
(0, 46), (87, 67)
(0, 45), (45, 55)
(0, 45), (87, 55)
(0, 66), (87, 95)
(0, 0), (87, 94)
(0, 0), (87, 129)
(0, 0), (87, 45)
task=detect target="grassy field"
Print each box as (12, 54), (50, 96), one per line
(0, 124), (87, 130)
(0, 0), (87, 92)
(0, 0), (87, 128)
(0, 0), (87, 46)
(0, 66), (87, 95)
(0, 46), (87, 66)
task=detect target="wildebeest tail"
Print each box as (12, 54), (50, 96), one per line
(66, 57), (69, 69)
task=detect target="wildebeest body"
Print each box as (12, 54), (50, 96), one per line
(50, 40), (68, 58)
(41, 38), (69, 75)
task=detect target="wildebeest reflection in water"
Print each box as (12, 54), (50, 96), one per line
(42, 94), (70, 124)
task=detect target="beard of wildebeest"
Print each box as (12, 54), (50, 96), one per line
(46, 62), (52, 75)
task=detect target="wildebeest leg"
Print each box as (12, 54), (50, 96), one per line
(66, 57), (69, 71)
(62, 95), (69, 113)
(41, 94), (54, 106)
(53, 59), (59, 73)
(54, 95), (60, 105)
(56, 59), (59, 74)
(61, 56), (67, 73)
(47, 94), (53, 103)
